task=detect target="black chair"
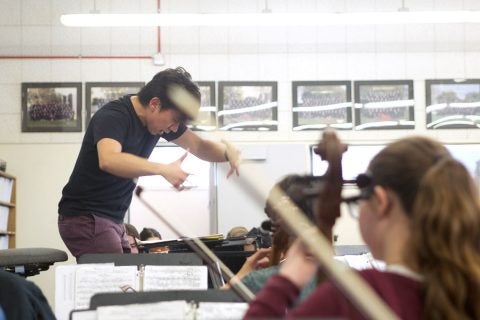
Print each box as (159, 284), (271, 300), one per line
(0, 247), (68, 277)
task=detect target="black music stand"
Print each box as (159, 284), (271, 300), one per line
(89, 289), (243, 309)
(77, 252), (202, 266)
(0, 247), (68, 277)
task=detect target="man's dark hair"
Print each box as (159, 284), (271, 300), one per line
(137, 67), (201, 121)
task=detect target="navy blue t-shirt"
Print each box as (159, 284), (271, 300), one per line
(58, 95), (187, 223)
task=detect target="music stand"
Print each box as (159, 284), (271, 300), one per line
(77, 252), (202, 266)
(89, 289), (243, 309)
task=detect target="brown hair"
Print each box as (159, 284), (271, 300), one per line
(368, 136), (480, 319)
(227, 226), (249, 239)
(266, 174), (316, 266)
(124, 223), (140, 239)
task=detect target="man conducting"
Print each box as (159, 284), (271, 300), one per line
(58, 67), (240, 259)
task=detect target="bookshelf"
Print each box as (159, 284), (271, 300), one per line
(0, 171), (15, 249)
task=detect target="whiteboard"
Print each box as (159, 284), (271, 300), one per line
(216, 143), (309, 235)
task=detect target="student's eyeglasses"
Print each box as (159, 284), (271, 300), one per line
(300, 173), (375, 220)
(263, 173), (375, 221)
(342, 173), (375, 219)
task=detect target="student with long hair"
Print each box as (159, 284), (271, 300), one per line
(245, 136), (480, 319)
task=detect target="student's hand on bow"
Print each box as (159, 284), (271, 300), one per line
(279, 239), (318, 289)
(236, 247), (272, 280)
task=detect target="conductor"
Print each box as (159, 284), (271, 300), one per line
(58, 67), (240, 259)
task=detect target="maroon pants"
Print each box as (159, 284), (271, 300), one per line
(58, 214), (131, 259)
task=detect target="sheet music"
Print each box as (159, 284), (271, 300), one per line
(143, 265), (208, 290)
(196, 302), (249, 320)
(56, 264), (112, 320)
(74, 265), (138, 309)
(55, 265), (77, 320)
(137, 238), (178, 246)
(96, 301), (193, 320)
(56, 264), (207, 320)
(334, 253), (385, 270)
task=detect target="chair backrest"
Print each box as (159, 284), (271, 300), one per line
(0, 248), (68, 277)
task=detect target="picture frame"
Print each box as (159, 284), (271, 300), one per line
(188, 81), (217, 131)
(292, 81), (353, 131)
(354, 80), (415, 130)
(426, 79), (480, 129)
(21, 82), (82, 132)
(218, 81), (278, 131)
(85, 82), (144, 127)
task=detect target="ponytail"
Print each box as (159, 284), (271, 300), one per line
(409, 158), (480, 320)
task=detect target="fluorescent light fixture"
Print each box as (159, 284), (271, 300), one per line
(60, 11), (480, 27)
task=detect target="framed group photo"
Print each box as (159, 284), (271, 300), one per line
(426, 79), (480, 129)
(85, 82), (144, 127)
(354, 80), (415, 130)
(292, 81), (353, 131)
(189, 81), (217, 131)
(218, 81), (278, 131)
(21, 82), (82, 132)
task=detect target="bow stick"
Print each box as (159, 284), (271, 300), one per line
(135, 186), (255, 302)
(235, 130), (398, 320)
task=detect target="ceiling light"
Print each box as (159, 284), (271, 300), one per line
(60, 11), (480, 27)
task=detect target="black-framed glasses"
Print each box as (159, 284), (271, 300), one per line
(342, 173), (374, 219)
(343, 173), (374, 202)
(263, 173), (375, 220)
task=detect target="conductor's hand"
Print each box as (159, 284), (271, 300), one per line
(279, 239), (318, 289)
(222, 139), (242, 178)
(163, 151), (190, 191)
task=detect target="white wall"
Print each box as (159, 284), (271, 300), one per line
(216, 143), (309, 234)
(1, 0), (480, 310)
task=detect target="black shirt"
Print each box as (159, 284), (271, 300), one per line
(58, 95), (187, 223)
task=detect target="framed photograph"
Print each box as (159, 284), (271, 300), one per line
(218, 81), (278, 131)
(354, 80), (415, 130)
(188, 81), (217, 131)
(86, 82), (144, 127)
(426, 79), (480, 129)
(292, 81), (353, 131)
(21, 82), (82, 132)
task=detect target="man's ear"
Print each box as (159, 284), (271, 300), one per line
(148, 97), (161, 111)
(372, 185), (392, 218)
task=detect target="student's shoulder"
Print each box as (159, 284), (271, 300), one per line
(245, 265), (280, 284)
(358, 268), (422, 296)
